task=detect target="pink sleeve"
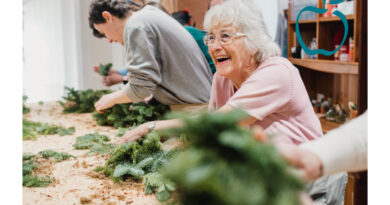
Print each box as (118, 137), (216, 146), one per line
(208, 75), (219, 111)
(227, 64), (292, 120)
(208, 74), (234, 111)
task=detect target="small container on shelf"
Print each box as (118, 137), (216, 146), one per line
(348, 101), (358, 119)
(310, 37), (317, 59)
(349, 37), (354, 62)
(311, 99), (320, 113)
(339, 45), (349, 62)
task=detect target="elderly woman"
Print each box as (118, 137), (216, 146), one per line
(118, 1), (347, 204)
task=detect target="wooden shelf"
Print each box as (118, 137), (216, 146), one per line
(288, 15), (354, 24)
(288, 19), (317, 24)
(319, 117), (341, 134)
(319, 15), (355, 22)
(289, 58), (359, 75)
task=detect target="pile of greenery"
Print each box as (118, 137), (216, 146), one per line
(38, 149), (76, 162)
(93, 101), (170, 128)
(95, 132), (178, 201)
(23, 95), (30, 114)
(59, 87), (111, 113)
(23, 150), (76, 187)
(162, 110), (304, 205)
(23, 119), (75, 140)
(99, 63), (112, 76)
(73, 133), (116, 155)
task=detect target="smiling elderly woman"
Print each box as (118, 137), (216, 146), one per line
(204, 1), (323, 145)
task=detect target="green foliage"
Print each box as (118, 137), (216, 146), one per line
(57, 127), (76, 136)
(23, 153), (35, 161)
(35, 124), (74, 136)
(99, 63), (112, 76)
(93, 102), (169, 128)
(23, 175), (53, 187)
(23, 159), (37, 176)
(23, 119), (75, 140)
(23, 119), (39, 140)
(38, 101), (44, 105)
(94, 166), (104, 172)
(143, 172), (176, 202)
(73, 133), (115, 155)
(23, 95), (30, 114)
(117, 126), (134, 137)
(162, 110), (304, 205)
(95, 131), (178, 201)
(59, 87), (111, 113)
(38, 149), (76, 162)
(23, 150), (75, 187)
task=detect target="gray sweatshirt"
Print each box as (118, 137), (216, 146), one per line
(123, 5), (212, 105)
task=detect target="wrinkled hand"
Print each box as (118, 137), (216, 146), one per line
(102, 72), (124, 87)
(252, 126), (268, 142)
(115, 124), (149, 145)
(276, 143), (323, 182)
(252, 127), (322, 182)
(94, 93), (117, 113)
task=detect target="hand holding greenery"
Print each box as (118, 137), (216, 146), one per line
(99, 63), (113, 76)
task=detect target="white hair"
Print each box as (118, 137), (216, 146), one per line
(204, 0), (281, 63)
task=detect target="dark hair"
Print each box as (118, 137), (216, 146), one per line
(172, 10), (191, 26)
(89, 0), (144, 38)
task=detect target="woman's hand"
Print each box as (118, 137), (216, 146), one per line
(275, 144), (323, 183)
(95, 90), (132, 113)
(115, 123), (149, 145)
(95, 93), (117, 113)
(252, 127), (322, 182)
(102, 72), (125, 87)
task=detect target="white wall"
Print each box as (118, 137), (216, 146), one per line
(23, 0), (126, 102)
(253, 0), (278, 40)
(23, 0), (66, 102)
(79, 0), (113, 90)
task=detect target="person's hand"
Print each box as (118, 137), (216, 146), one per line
(93, 65), (100, 73)
(252, 127), (322, 182)
(276, 143), (323, 182)
(143, 94), (154, 103)
(115, 123), (149, 145)
(94, 92), (118, 113)
(102, 72), (124, 87)
(252, 126), (268, 142)
(93, 66), (118, 75)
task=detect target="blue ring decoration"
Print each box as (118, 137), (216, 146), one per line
(295, 1), (349, 56)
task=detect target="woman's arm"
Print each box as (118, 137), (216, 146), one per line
(218, 104), (258, 126)
(95, 90), (133, 113)
(115, 118), (184, 144)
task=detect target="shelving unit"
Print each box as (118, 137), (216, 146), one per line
(288, 1), (363, 205)
(287, 0), (360, 107)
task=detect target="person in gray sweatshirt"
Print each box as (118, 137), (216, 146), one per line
(89, 0), (212, 113)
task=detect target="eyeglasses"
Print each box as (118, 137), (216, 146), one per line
(203, 32), (246, 46)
